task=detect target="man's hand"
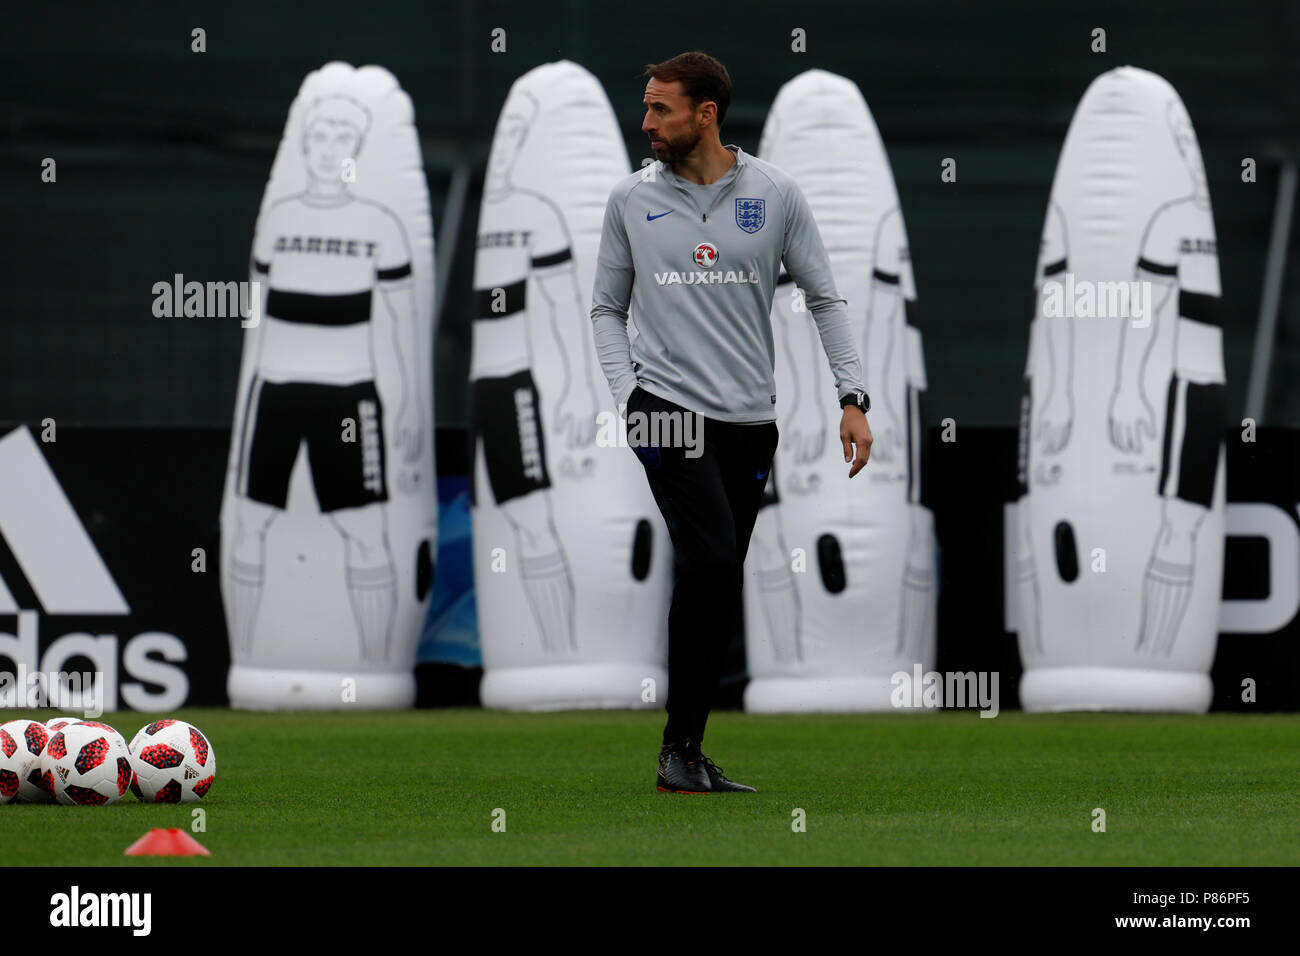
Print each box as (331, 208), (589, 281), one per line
(840, 407), (872, 478)
(394, 405), (422, 463)
(1036, 387), (1074, 455)
(1108, 384), (1156, 454)
(553, 388), (598, 448)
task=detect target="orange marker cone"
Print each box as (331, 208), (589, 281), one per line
(124, 828), (211, 856)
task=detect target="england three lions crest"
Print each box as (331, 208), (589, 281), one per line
(735, 197), (765, 234)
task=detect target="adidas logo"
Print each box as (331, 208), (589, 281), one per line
(0, 427), (128, 616)
(184, 765), (199, 780)
(0, 426), (189, 713)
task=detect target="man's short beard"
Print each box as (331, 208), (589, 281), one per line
(653, 128), (702, 165)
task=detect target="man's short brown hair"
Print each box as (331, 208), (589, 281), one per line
(644, 52), (732, 128)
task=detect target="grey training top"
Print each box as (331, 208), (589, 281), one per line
(590, 144), (866, 423)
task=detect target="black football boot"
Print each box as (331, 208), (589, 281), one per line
(698, 752), (756, 793)
(656, 738), (711, 794)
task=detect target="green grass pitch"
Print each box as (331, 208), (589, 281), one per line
(4, 709), (1297, 866)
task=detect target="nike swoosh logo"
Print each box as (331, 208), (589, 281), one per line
(646, 211), (674, 221)
(756, 469), (770, 480)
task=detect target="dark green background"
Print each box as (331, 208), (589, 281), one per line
(2, 0), (1296, 430)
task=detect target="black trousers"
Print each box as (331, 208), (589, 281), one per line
(625, 386), (779, 747)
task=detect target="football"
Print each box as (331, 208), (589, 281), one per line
(128, 719), (216, 803)
(42, 722), (132, 806)
(33, 717), (118, 801)
(0, 719), (51, 804)
(30, 716), (88, 799)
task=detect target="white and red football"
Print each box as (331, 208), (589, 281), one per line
(41, 722), (132, 806)
(128, 719), (216, 803)
(0, 719), (51, 803)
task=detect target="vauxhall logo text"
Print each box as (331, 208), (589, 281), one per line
(654, 271), (760, 286)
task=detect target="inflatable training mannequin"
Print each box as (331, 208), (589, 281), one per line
(1015, 66), (1226, 712)
(471, 61), (672, 710)
(745, 70), (935, 713)
(222, 63), (437, 709)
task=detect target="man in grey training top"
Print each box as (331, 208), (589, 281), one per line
(590, 51), (872, 793)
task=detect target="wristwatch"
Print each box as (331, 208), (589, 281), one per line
(839, 390), (870, 414)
